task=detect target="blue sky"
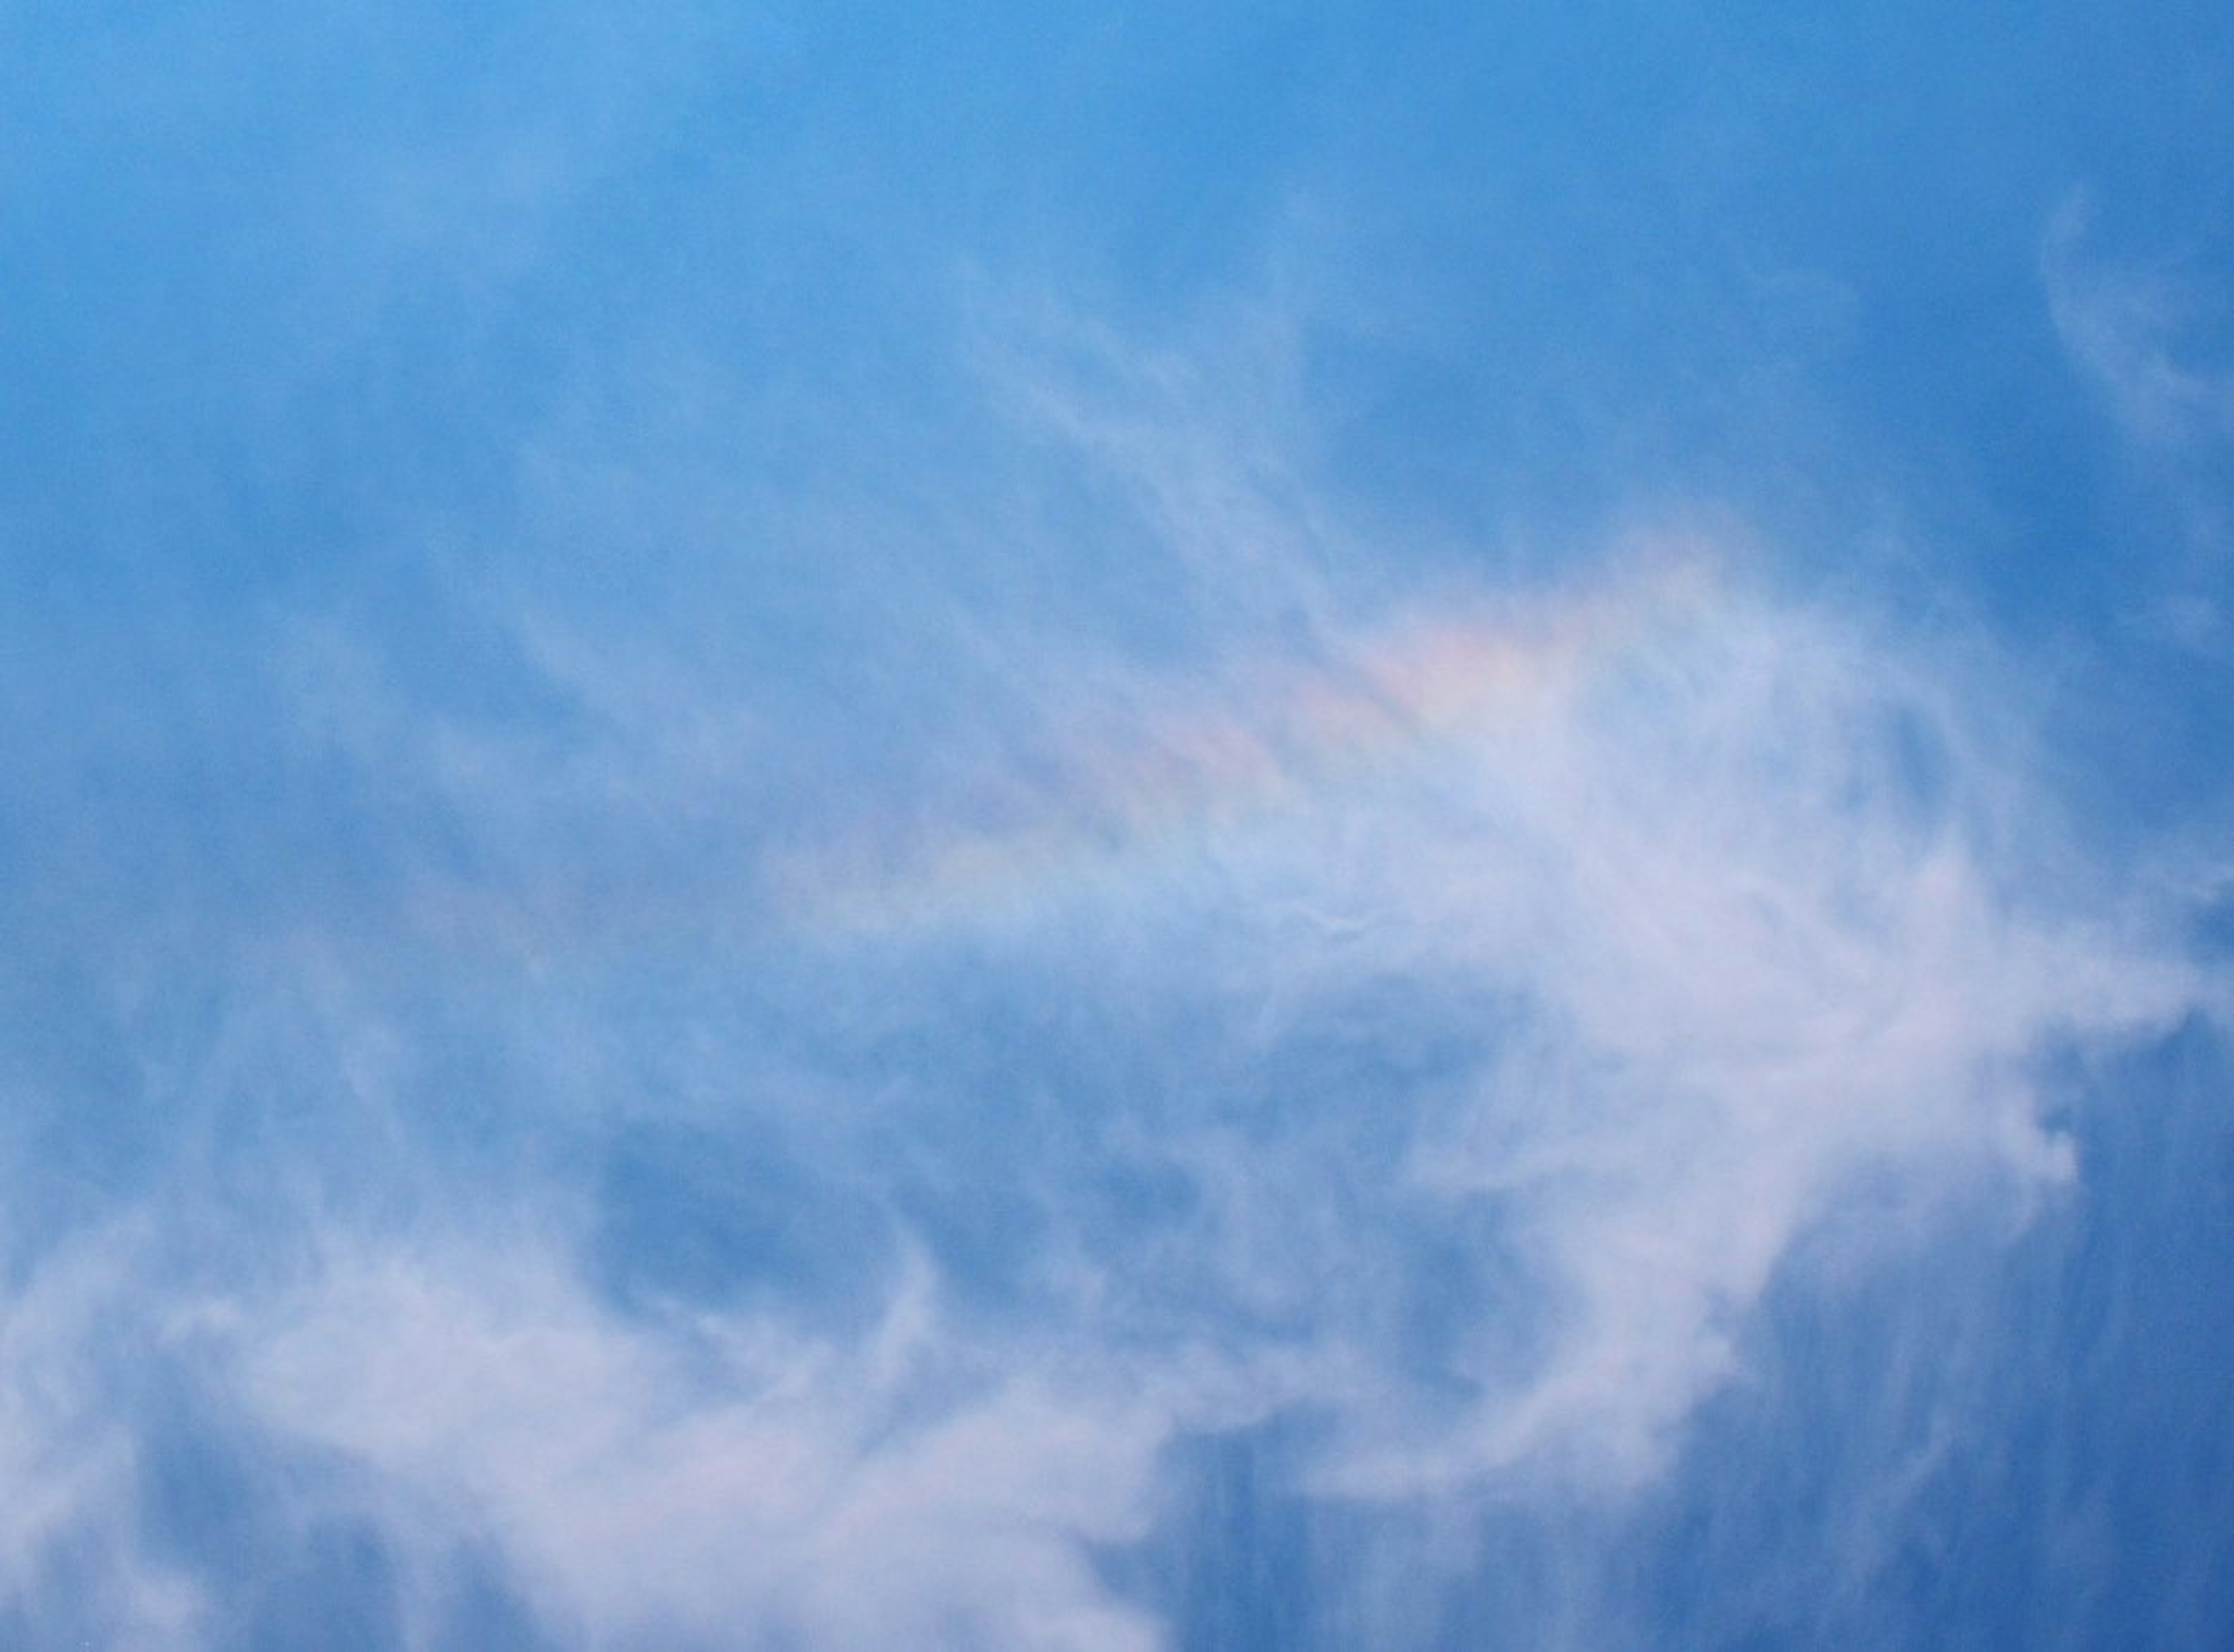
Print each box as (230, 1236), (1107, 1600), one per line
(3, 5), (2233, 1647)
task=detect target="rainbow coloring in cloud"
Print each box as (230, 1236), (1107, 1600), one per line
(777, 549), (1724, 938)
(7, 3), (2232, 1644)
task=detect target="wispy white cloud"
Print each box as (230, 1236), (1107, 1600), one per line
(778, 528), (2194, 1496)
(2046, 192), (2234, 456)
(2045, 189), (2234, 648)
(237, 1238), (1168, 1650)
(133, 315), (2199, 1647)
(0, 1231), (209, 1648)
(0, 270), (2220, 1649)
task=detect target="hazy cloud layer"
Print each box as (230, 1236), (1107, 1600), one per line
(3, 415), (2214, 1646)
(3, 4), (2233, 1648)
